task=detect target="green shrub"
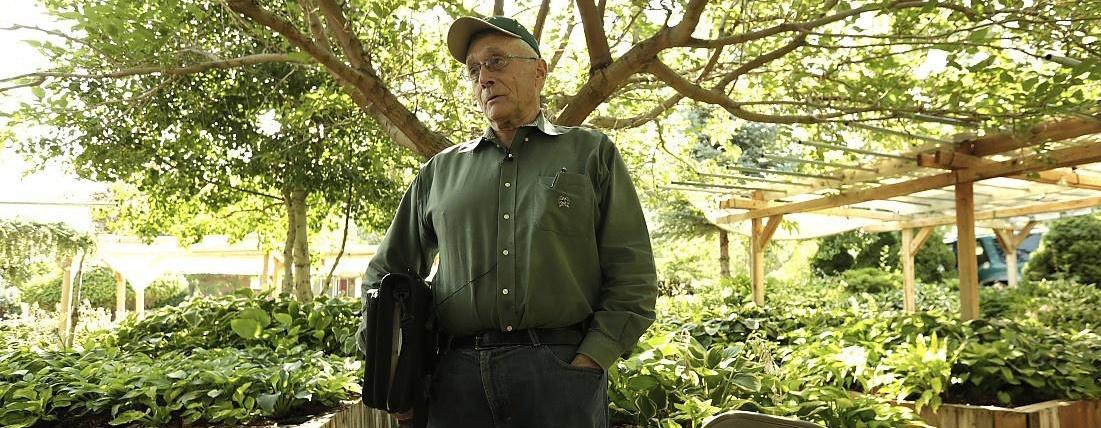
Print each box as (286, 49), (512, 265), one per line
(1025, 215), (1101, 285)
(812, 230), (956, 283)
(840, 268), (900, 294)
(18, 266), (188, 312)
(112, 290), (360, 358)
(0, 281), (19, 320)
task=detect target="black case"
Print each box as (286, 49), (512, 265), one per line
(361, 272), (437, 427)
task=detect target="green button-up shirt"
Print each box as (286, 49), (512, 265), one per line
(360, 113), (657, 370)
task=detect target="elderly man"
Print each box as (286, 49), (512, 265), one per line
(359, 15), (657, 428)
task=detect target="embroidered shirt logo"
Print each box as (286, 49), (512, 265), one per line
(557, 195), (572, 209)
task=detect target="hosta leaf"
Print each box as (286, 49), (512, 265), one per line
(108, 410), (146, 426)
(230, 318), (261, 340)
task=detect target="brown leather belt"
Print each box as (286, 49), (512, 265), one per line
(448, 326), (584, 350)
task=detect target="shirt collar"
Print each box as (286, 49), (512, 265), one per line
(465, 111), (566, 150)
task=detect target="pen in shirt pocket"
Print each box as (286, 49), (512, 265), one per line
(550, 167), (567, 188)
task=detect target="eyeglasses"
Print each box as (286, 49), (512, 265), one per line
(465, 54), (539, 81)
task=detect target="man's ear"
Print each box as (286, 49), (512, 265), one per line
(536, 58), (548, 81)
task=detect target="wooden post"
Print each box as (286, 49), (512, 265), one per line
(993, 221), (1037, 288)
(901, 228), (916, 312)
(901, 226), (935, 312)
(956, 181), (980, 320)
(719, 230), (730, 279)
(750, 217), (764, 305)
(260, 250), (271, 291)
(750, 212), (783, 307)
(135, 287), (146, 319)
(58, 258), (74, 345)
(114, 271), (126, 321)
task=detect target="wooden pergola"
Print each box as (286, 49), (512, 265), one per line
(704, 115), (1101, 319)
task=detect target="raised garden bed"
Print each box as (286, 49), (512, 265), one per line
(287, 401), (395, 428)
(899, 399), (1101, 428)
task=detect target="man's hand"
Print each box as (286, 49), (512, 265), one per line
(570, 353), (603, 372)
(392, 410), (414, 423)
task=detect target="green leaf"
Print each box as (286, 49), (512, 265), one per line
(627, 374), (659, 390)
(31, 86), (44, 99)
(731, 374), (761, 392)
(257, 393), (279, 413)
(231, 318), (261, 339)
(108, 410), (146, 426)
(273, 312), (293, 325)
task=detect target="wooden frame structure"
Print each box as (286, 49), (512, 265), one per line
(701, 115), (1101, 319)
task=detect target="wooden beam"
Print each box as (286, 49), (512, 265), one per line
(920, 147), (1101, 192)
(719, 197), (905, 220)
(956, 182), (979, 320)
(966, 115), (1101, 157)
(758, 215), (783, 250)
(867, 195), (1101, 232)
(993, 221), (1037, 288)
(901, 228), (916, 312)
(718, 140), (1101, 223)
(912, 226), (935, 254)
(717, 173), (956, 223)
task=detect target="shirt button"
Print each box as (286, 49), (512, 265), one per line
(524, 137), (529, 142)
(503, 213), (510, 220)
(502, 249), (509, 256)
(504, 182), (511, 188)
(505, 325), (513, 332)
(502, 289), (509, 295)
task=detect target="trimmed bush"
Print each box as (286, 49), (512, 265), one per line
(1025, 215), (1101, 285)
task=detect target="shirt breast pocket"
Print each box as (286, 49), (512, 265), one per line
(536, 173), (595, 236)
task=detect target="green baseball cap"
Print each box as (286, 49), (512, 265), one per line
(447, 16), (541, 63)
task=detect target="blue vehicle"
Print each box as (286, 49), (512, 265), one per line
(949, 232), (1043, 285)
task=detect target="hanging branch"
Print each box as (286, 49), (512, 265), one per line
(322, 183), (354, 296)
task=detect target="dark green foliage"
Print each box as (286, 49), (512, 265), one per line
(812, 230), (956, 283)
(1025, 215), (1101, 285)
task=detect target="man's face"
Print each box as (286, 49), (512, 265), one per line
(465, 33), (546, 126)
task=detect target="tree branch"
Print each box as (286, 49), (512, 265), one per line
(532, 0), (552, 41)
(227, 0), (450, 157)
(297, 0), (333, 55)
(647, 60), (872, 124)
(0, 24), (121, 65)
(682, 1), (973, 48)
(315, 0), (373, 73)
(547, 1), (577, 74)
(0, 54), (306, 92)
(575, 0), (612, 72)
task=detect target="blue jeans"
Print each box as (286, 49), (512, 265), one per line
(427, 343), (609, 428)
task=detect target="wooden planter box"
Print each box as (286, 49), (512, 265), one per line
(286, 401), (396, 428)
(900, 399), (1101, 428)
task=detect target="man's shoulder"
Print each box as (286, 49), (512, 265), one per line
(548, 123), (609, 146)
(434, 137), (483, 157)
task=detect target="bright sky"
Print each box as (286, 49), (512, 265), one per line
(0, 0), (102, 231)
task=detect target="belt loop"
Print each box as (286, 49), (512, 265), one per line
(527, 329), (541, 347)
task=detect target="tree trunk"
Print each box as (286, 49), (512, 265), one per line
(282, 189), (296, 295)
(291, 189), (313, 301)
(719, 230), (730, 279)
